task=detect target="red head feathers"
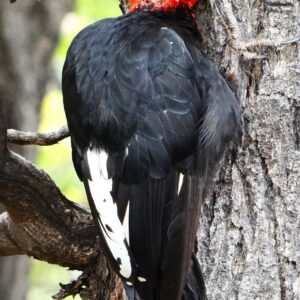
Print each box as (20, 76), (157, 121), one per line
(129, 0), (198, 12)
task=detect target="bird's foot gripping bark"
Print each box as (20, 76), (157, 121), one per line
(52, 276), (88, 300)
(52, 237), (122, 300)
(52, 238), (101, 300)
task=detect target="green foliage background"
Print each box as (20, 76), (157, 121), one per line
(27, 1), (120, 299)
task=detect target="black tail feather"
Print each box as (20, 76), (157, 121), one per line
(117, 167), (207, 300)
(124, 285), (141, 300)
(182, 253), (207, 300)
(124, 253), (207, 300)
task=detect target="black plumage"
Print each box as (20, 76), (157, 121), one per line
(63, 6), (242, 300)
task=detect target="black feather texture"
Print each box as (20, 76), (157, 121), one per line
(62, 8), (242, 300)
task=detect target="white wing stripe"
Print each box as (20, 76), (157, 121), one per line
(177, 173), (184, 195)
(86, 148), (132, 279)
(123, 201), (130, 245)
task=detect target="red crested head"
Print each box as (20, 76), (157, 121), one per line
(129, 0), (198, 13)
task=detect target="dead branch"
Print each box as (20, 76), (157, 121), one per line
(7, 126), (70, 146)
(119, 0), (129, 14)
(0, 150), (94, 266)
(0, 212), (22, 256)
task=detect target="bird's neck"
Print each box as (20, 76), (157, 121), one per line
(129, 0), (198, 13)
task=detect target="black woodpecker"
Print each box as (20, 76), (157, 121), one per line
(62, 0), (242, 299)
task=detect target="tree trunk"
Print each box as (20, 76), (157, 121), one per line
(197, 1), (299, 299)
(0, 1), (73, 299)
(0, 256), (30, 300)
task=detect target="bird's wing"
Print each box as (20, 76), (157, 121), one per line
(121, 25), (203, 183)
(111, 23), (209, 299)
(191, 47), (242, 171)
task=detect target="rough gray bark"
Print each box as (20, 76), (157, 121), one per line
(0, 1), (74, 299)
(197, 1), (299, 299)
(0, 256), (30, 300)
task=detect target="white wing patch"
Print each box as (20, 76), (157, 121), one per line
(177, 173), (184, 195)
(86, 148), (132, 279)
(123, 201), (130, 245)
(138, 276), (147, 282)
